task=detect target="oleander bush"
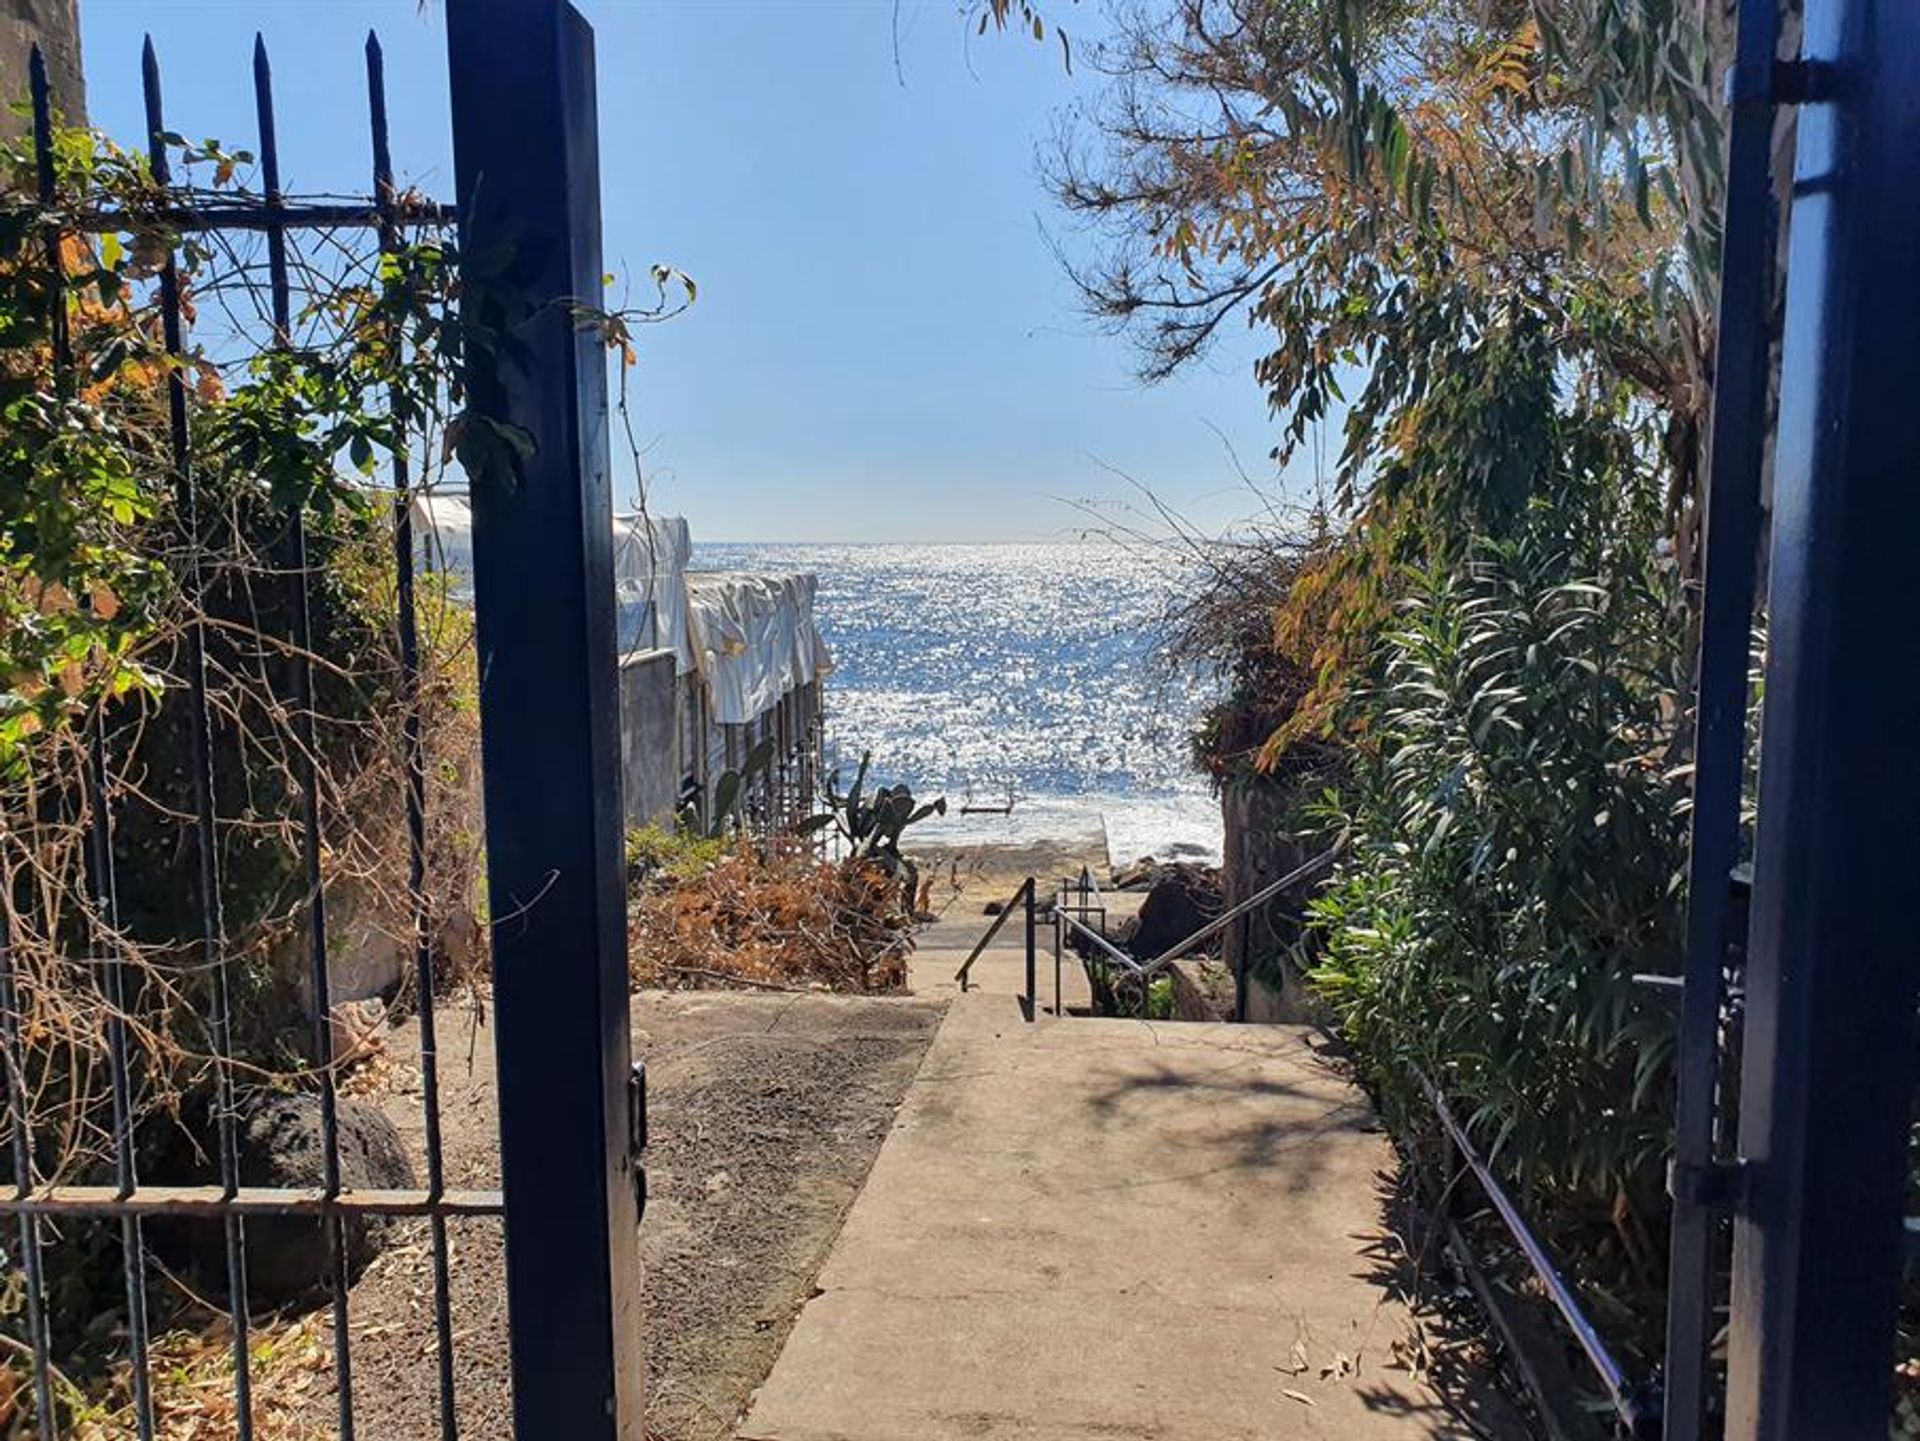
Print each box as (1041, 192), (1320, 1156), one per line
(1308, 526), (1688, 1213)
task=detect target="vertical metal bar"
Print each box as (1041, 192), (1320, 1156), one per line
(1053, 882), (1063, 1017)
(34, 48), (157, 1440)
(249, 39), (344, 1441)
(1723, 1), (1920, 1434)
(0, 910), (58, 1437)
(1023, 878), (1036, 1021)
(141, 34), (255, 1430)
(445, 4), (644, 1435)
(1661, 0), (1784, 1434)
(365, 35), (460, 1440)
(84, 733), (155, 1441)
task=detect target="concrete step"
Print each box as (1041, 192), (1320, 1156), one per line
(908, 945), (1093, 1013)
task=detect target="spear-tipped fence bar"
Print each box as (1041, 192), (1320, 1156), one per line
(34, 40), (161, 1441)
(366, 31), (462, 1441)
(139, 41), (253, 1356)
(5, 31), (473, 1441)
(252, 37), (356, 1439)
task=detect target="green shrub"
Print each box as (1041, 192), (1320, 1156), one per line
(1145, 975), (1177, 1020)
(1308, 525), (1687, 1213)
(626, 823), (728, 883)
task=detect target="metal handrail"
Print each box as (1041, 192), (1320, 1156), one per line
(1044, 835), (1655, 1432)
(1049, 840), (1343, 1022)
(1134, 838), (1345, 983)
(954, 877), (1034, 990)
(1416, 1067), (1658, 1435)
(1054, 907), (1142, 974)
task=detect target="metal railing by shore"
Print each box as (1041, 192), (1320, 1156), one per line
(953, 877), (1042, 1019)
(1049, 841), (1343, 1021)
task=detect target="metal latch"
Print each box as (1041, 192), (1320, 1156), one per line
(628, 1060), (649, 1223)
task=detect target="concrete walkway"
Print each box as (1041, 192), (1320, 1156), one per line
(737, 993), (1491, 1440)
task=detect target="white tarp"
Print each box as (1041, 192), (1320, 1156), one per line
(685, 571), (832, 725)
(403, 497), (830, 725)
(611, 512), (694, 669)
(410, 493), (476, 596)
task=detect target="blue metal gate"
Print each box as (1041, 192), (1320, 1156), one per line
(1663, 0), (1920, 1436)
(0, 2), (644, 1436)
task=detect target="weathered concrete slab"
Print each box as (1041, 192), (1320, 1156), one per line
(738, 994), (1489, 1440)
(908, 937), (1093, 1013)
(909, 891), (1140, 1012)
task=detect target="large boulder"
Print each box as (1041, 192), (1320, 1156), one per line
(1118, 863), (1223, 961)
(154, 1092), (415, 1305)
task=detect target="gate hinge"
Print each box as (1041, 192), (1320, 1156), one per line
(628, 1060), (649, 1224)
(1669, 1158), (1751, 1211)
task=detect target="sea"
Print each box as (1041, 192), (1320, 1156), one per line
(692, 541), (1223, 866)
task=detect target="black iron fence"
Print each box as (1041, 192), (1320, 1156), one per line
(2, 29), (481, 1441)
(3, 3), (645, 1437)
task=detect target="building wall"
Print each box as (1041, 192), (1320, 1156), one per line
(618, 649), (680, 831)
(1, 0), (84, 138)
(626, 662), (824, 838)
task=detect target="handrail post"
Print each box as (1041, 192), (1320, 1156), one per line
(1022, 878), (1036, 1021)
(1052, 882), (1064, 1018)
(1233, 909), (1250, 1023)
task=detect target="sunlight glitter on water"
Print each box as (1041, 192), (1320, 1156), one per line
(693, 541), (1223, 865)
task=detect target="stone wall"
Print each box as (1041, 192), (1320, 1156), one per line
(1220, 775), (1332, 1026)
(1, 0), (84, 138)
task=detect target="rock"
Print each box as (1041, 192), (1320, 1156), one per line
(287, 878), (403, 1019)
(1124, 864), (1224, 960)
(435, 903), (483, 986)
(983, 900), (1005, 916)
(1110, 856), (1165, 891)
(153, 1092), (416, 1305)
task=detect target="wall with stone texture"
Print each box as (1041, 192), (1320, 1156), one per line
(1220, 776), (1332, 1026)
(619, 648), (681, 831)
(1, 0), (85, 138)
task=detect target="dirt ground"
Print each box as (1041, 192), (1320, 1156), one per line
(304, 990), (943, 1441)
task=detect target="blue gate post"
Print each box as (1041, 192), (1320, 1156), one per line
(446, 4), (645, 1437)
(1660, 0), (1783, 1433)
(1723, 0), (1920, 1434)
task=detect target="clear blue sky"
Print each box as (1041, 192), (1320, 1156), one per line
(78, 0), (1305, 542)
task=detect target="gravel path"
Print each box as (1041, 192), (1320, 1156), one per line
(304, 990), (942, 1441)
